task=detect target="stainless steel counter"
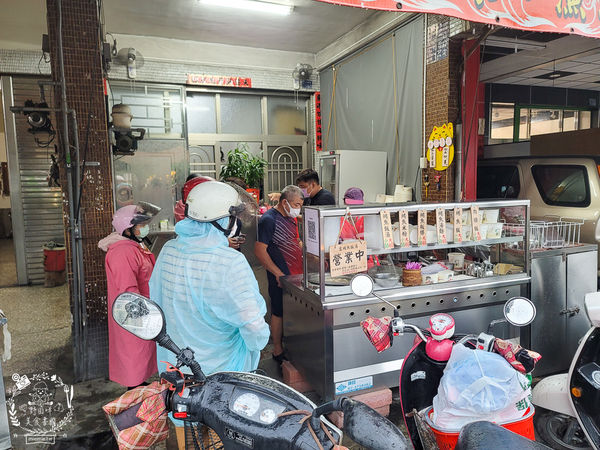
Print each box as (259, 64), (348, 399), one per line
(282, 274), (530, 401)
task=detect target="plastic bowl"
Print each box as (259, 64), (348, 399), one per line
(373, 273), (399, 287)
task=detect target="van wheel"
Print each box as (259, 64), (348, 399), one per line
(534, 410), (591, 450)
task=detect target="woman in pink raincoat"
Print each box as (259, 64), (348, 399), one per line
(98, 202), (161, 388)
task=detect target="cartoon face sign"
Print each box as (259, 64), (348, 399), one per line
(426, 123), (454, 171)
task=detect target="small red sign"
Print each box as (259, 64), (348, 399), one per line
(315, 92), (322, 152)
(187, 74), (252, 88)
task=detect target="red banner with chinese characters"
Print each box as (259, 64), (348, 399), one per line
(315, 92), (323, 152)
(187, 74), (252, 88)
(314, 0), (600, 39)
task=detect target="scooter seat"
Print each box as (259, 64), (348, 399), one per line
(455, 421), (550, 450)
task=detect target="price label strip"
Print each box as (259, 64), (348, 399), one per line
(329, 240), (368, 278)
(471, 206), (482, 241)
(453, 207), (463, 243)
(399, 210), (410, 247)
(380, 210), (395, 249)
(418, 209), (427, 246)
(436, 208), (447, 245)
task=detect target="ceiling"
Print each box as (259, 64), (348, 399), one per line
(482, 32), (600, 91)
(0, 0), (377, 54)
(102, 0), (377, 53)
(493, 55), (600, 91)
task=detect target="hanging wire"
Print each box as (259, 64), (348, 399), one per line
(392, 32), (400, 185)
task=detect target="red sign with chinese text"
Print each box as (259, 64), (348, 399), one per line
(187, 74), (252, 88)
(314, 0), (600, 39)
(315, 92), (322, 152)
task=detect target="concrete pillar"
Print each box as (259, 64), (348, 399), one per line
(46, 0), (113, 380)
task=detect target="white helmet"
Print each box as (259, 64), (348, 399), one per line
(185, 181), (245, 223)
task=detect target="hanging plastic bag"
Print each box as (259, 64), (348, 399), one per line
(432, 344), (531, 430)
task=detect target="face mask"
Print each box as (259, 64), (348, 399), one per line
(284, 200), (301, 219)
(137, 225), (150, 239)
(301, 184), (312, 198)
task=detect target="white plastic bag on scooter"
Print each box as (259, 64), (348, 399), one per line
(432, 344), (531, 430)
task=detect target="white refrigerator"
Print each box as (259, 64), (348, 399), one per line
(318, 150), (388, 204)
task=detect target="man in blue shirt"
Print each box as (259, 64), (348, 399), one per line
(255, 185), (304, 364)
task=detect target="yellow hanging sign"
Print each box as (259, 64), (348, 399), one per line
(426, 123), (454, 171)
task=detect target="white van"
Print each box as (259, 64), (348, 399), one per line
(477, 156), (600, 275)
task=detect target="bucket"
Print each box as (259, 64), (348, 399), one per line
(43, 242), (66, 272)
(246, 188), (260, 204)
(394, 185), (413, 203)
(424, 406), (535, 450)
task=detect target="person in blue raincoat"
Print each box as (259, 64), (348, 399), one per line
(149, 181), (269, 447)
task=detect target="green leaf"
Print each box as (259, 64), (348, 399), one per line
(219, 144), (266, 188)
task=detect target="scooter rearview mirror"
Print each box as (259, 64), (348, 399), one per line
(504, 297), (536, 327)
(584, 291), (600, 327)
(351, 274), (400, 317)
(350, 274), (374, 297)
(113, 292), (165, 340)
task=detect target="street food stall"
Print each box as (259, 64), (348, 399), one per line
(281, 200), (532, 400)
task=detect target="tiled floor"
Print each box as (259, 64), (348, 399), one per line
(0, 238), (17, 287)
(0, 283), (71, 379)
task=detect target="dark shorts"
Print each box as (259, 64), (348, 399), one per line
(268, 279), (284, 318)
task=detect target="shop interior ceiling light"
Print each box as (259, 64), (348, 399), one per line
(199, 0), (293, 15)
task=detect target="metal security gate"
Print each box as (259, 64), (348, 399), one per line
(266, 145), (303, 194)
(2, 77), (64, 285)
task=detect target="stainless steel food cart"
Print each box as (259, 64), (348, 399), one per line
(281, 200), (531, 401)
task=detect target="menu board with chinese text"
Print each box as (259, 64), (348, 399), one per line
(453, 207), (463, 244)
(380, 210), (394, 249)
(436, 208), (447, 245)
(471, 206), (482, 241)
(418, 209), (427, 246)
(399, 210), (410, 247)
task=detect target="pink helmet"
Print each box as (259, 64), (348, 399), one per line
(112, 202), (161, 235)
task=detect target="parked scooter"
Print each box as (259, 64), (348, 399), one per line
(111, 291), (409, 450)
(350, 274), (538, 450)
(532, 291), (600, 450)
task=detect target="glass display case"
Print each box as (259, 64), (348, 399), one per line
(281, 200), (531, 400)
(301, 200), (530, 300)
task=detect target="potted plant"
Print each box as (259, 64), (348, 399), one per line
(220, 144), (267, 202)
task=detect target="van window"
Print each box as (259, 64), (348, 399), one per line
(477, 165), (520, 199)
(531, 165), (590, 207)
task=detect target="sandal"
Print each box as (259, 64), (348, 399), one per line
(272, 352), (288, 365)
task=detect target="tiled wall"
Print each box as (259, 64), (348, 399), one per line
(0, 49), (52, 75)
(47, 0), (112, 381)
(422, 15), (465, 205)
(109, 59), (320, 92)
(0, 49), (319, 93)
